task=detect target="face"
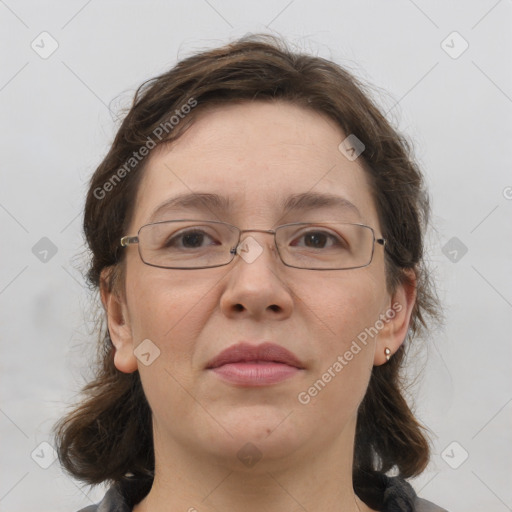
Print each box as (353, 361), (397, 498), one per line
(105, 101), (414, 471)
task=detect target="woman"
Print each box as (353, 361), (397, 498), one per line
(55, 34), (446, 512)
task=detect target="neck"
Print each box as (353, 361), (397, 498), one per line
(133, 416), (374, 512)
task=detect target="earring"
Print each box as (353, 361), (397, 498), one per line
(384, 347), (391, 361)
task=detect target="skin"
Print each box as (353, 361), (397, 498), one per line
(101, 101), (416, 512)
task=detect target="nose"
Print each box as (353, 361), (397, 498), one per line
(219, 233), (294, 321)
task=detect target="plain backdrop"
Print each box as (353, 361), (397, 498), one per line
(1, 1), (511, 511)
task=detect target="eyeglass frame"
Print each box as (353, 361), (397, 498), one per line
(120, 219), (387, 271)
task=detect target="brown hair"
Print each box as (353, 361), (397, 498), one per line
(54, 34), (441, 507)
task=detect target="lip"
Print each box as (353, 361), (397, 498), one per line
(206, 342), (304, 386)
(206, 342), (304, 369)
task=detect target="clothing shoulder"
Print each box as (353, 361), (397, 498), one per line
(382, 475), (448, 512)
(76, 484), (130, 512)
(414, 496), (449, 512)
(78, 476), (449, 512)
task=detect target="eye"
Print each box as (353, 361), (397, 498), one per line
(290, 229), (347, 250)
(164, 228), (219, 249)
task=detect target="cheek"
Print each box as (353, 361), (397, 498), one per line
(125, 263), (222, 340)
(306, 271), (387, 346)
(294, 272), (386, 411)
(124, 264), (231, 386)
(124, 268), (223, 422)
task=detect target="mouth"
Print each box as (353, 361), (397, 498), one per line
(206, 342), (305, 387)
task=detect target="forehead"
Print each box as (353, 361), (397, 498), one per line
(131, 101), (380, 230)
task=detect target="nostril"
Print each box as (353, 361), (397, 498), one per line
(233, 304), (244, 312)
(268, 304), (281, 312)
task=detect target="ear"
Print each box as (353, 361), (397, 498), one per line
(100, 268), (138, 373)
(374, 269), (417, 366)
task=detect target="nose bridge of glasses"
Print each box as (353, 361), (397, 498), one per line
(237, 228), (277, 246)
(233, 228), (279, 261)
(239, 228), (276, 235)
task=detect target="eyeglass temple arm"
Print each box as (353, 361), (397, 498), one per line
(120, 236), (139, 247)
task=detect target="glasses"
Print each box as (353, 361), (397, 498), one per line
(120, 219), (386, 271)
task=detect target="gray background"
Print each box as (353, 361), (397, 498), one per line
(1, 1), (511, 511)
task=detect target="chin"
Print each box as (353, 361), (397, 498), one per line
(198, 405), (307, 464)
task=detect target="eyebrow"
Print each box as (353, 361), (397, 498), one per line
(281, 191), (361, 219)
(148, 193), (232, 222)
(148, 191), (361, 223)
